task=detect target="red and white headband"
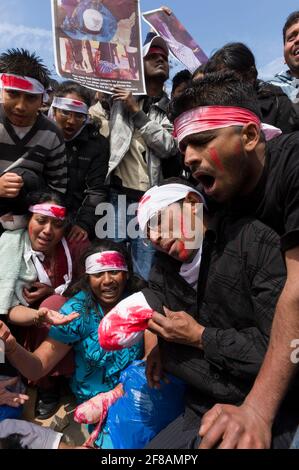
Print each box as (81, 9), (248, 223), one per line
(85, 251), (128, 275)
(138, 183), (206, 233)
(29, 204), (66, 220)
(173, 105), (282, 150)
(0, 73), (48, 100)
(52, 97), (89, 115)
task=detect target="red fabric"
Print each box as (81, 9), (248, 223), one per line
(173, 105), (261, 147)
(1, 73), (34, 91)
(98, 295), (154, 351)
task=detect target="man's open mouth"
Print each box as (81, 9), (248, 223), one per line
(194, 172), (216, 191)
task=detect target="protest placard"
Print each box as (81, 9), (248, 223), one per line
(51, 0), (146, 94)
(143, 8), (208, 73)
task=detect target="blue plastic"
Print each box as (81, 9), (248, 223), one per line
(0, 405), (23, 422)
(107, 361), (185, 449)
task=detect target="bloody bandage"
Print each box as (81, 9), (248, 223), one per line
(52, 97), (89, 115)
(0, 73), (47, 99)
(29, 203), (66, 220)
(173, 105), (282, 150)
(98, 292), (154, 350)
(85, 251), (128, 275)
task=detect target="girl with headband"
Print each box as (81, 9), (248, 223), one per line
(0, 240), (148, 447)
(0, 190), (89, 419)
(50, 81), (109, 242)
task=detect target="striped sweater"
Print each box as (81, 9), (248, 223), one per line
(0, 105), (67, 195)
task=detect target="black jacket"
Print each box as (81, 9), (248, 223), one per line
(143, 214), (286, 410)
(65, 122), (109, 238)
(257, 80), (299, 133)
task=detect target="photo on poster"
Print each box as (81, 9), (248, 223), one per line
(142, 9), (208, 73)
(51, 0), (146, 95)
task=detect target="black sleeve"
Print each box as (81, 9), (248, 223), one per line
(201, 221), (286, 380)
(279, 141), (299, 252)
(276, 95), (299, 133)
(75, 136), (109, 238)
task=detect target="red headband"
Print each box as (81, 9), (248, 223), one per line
(174, 106), (263, 149)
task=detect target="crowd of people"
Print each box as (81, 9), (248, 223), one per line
(1, 6), (299, 450)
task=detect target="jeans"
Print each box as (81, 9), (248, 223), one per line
(109, 192), (156, 281)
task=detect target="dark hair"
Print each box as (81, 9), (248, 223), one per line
(192, 63), (207, 80)
(66, 240), (146, 314)
(55, 80), (92, 107)
(283, 11), (299, 43)
(205, 43), (258, 82)
(168, 71), (261, 122)
(0, 434), (27, 449)
(0, 48), (50, 88)
(26, 190), (66, 208)
(171, 69), (192, 95)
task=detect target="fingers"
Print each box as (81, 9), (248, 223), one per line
(199, 404), (223, 437)
(4, 393), (29, 407)
(2, 173), (23, 183)
(68, 226), (88, 242)
(57, 312), (80, 325)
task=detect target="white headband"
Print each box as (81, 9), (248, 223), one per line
(98, 292), (154, 350)
(137, 183), (206, 232)
(0, 73), (48, 101)
(52, 96), (89, 115)
(29, 203), (66, 220)
(85, 251), (128, 275)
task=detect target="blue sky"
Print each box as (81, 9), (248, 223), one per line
(0, 0), (297, 79)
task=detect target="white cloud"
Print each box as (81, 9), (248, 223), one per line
(0, 22), (57, 76)
(258, 56), (287, 81)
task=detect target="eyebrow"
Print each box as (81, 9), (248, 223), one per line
(180, 131), (218, 151)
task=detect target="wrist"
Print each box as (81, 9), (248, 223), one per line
(243, 396), (275, 427)
(5, 341), (17, 355)
(193, 324), (205, 349)
(33, 311), (44, 327)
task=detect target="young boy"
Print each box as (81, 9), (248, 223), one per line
(0, 49), (67, 225)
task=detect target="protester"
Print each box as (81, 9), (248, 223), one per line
(0, 190), (89, 419)
(205, 42), (298, 132)
(134, 179), (295, 449)
(171, 69), (192, 99)
(51, 81), (109, 241)
(107, 32), (180, 280)
(269, 11), (299, 103)
(0, 240), (146, 448)
(167, 72), (299, 448)
(0, 48), (67, 227)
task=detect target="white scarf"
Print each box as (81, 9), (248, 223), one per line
(24, 237), (72, 295)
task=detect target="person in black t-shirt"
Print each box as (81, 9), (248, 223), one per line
(168, 71), (299, 449)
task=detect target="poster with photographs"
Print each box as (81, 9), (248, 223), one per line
(51, 0), (146, 95)
(142, 9), (208, 73)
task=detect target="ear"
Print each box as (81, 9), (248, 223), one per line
(240, 122), (261, 152)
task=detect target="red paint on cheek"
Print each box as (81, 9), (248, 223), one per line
(209, 148), (224, 171)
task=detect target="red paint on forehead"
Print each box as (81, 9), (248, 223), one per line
(2, 74), (33, 91)
(209, 147), (224, 171)
(96, 253), (126, 268)
(50, 206), (66, 218)
(72, 100), (84, 106)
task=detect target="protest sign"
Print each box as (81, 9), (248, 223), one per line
(51, 0), (146, 94)
(143, 8), (208, 73)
